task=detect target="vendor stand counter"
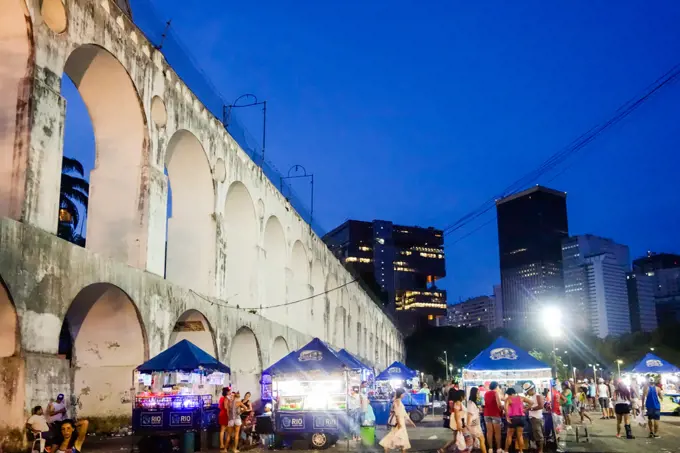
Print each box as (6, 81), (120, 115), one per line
(131, 339), (231, 451)
(265, 338), (359, 449)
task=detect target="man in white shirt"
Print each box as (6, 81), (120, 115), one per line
(597, 379), (610, 419)
(26, 406), (50, 452)
(47, 393), (67, 426)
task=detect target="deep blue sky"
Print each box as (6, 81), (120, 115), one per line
(64, 0), (680, 302)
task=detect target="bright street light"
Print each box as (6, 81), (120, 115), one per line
(542, 306), (562, 379)
(616, 359), (623, 377)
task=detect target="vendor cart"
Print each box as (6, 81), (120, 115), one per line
(265, 338), (358, 449)
(371, 361), (426, 423)
(623, 352), (680, 415)
(132, 339), (230, 452)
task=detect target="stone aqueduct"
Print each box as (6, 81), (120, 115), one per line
(0, 0), (403, 429)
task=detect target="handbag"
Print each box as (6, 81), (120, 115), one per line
(388, 411), (397, 427)
(454, 431), (466, 450)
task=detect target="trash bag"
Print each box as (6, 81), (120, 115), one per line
(635, 411), (646, 427)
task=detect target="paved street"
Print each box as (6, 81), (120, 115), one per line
(79, 412), (680, 453)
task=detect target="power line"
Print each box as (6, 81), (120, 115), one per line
(188, 279), (358, 312)
(442, 61), (680, 240)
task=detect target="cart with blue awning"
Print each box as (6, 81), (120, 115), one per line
(264, 338), (359, 449)
(371, 361), (427, 423)
(132, 339), (230, 438)
(624, 352), (680, 415)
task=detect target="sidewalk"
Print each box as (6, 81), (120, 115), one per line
(563, 413), (680, 453)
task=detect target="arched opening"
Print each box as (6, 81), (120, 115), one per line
(165, 130), (216, 295)
(263, 216), (286, 321)
(229, 327), (262, 402)
(289, 241), (310, 332)
(311, 261), (325, 339)
(334, 306), (346, 349)
(325, 274), (339, 343)
(0, 275), (23, 430)
(0, 276), (18, 358)
(169, 309), (216, 357)
(0, 0), (32, 220)
(59, 44), (148, 267)
(369, 333), (374, 364)
(59, 283), (147, 417)
(224, 182), (258, 306)
(270, 336), (289, 366)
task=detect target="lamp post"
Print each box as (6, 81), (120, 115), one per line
(223, 94), (268, 165)
(444, 351), (449, 381)
(449, 364), (454, 380)
(588, 363), (600, 381)
(542, 306), (562, 380)
(616, 359), (623, 377)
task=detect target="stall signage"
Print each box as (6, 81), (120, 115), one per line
(170, 412), (194, 427)
(490, 348), (517, 360)
(388, 367), (401, 373)
(140, 412), (163, 427)
(646, 359), (663, 368)
(298, 350), (323, 362)
(280, 414), (305, 429)
(313, 415), (337, 429)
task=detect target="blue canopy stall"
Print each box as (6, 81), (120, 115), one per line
(624, 353), (680, 415)
(371, 361), (427, 423)
(462, 337), (552, 394)
(132, 340), (231, 450)
(264, 338), (357, 449)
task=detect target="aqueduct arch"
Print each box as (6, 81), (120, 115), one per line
(61, 44), (149, 268)
(169, 309), (217, 358)
(59, 283), (148, 417)
(270, 336), (289, 366)
(290, 240), (311, 328)
(223, 182), (258, 305)
(165, 130), (216, 295)
(229, 327), (262, 401)
(311, 261), (326, 338)
(263, 216), (286, 320)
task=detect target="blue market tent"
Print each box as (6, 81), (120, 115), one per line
(627, 353), (680, 374)
(376, 361), (417, 381)
(136, 339), (231, 373)
(338, 349), (372, 372)
(264, 337), (356, 375)
(464, 337), (551, 371)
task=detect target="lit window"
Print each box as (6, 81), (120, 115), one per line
(346, 257), (358, 262)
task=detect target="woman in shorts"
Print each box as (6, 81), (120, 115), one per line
(483, 382), (503, 453)
(614, 382), (634, 439)
(504, 388), (525, 453)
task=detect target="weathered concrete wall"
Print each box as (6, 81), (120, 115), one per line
(0, 0), (405, 430)
(0, 357), (25, 430)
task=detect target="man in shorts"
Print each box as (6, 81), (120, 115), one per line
(643, 380), (664, 438)
(523, 383), (544, 453)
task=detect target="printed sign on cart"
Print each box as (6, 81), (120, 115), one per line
(170, 412), (193, 427)
(140, 412), (163, 427)
(489, 348), (517, 360)
(280, 415), (305, 430)
(313, 415), (337, 429)
(298, 350), (323, 362)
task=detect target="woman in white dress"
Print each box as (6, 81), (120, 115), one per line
(380, 388), (416, 453)
(466, 387), (487, 453)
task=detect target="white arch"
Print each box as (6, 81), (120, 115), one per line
(263, 216), (286, 321)
(0, 0), (32, 221)
(165, 130), (216, 295)
(229, 327), (262, 401)
(224, 182), (258, 306)
(270, 336), (289, 366)
(289, 241), (311, 333)
(169, 309), (217, 358)
(60, 283), (148, 417)
(311, 261), (326, 340)
(326, 274), (339, 343)
(62, 44), (149, 268)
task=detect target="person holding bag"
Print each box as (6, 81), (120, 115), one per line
(379, 389), (415, 453)
(438, 390), (472, 453)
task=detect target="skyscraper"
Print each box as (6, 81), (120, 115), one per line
(323, 219), (446, 333)
(496, 186), (568, 328)
(626, 272), (657, 333)
(631, 252), (680, 326)
(562, 234), (631, 334)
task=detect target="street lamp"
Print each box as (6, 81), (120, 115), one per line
(650, 347), (655, 351)
(449, 364), (453, 379)
(542, 306), (562, 379)
(616, 359), (623, 377)
(444, 351), (449, 381)
(588, 363), (600, 381)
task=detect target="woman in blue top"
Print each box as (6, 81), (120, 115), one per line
(642, 380), (664, 438)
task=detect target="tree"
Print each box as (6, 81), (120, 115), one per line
(58, 156), (89, 246)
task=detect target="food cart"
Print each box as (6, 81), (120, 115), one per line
(623, 352), (680, 415)
(371, 361), (427, 423)
(265, 338), (357, 449)
(132, 339), (231, 450)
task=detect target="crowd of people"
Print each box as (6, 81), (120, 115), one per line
(217, 387), (274, 452)
(421, 374), (668, 453)
(24, 393), (89, 453)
